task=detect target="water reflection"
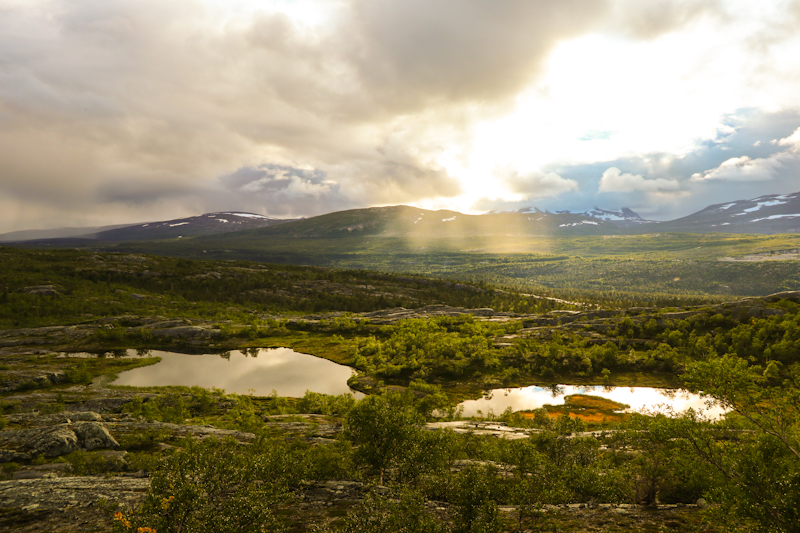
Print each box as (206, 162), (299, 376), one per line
(76, 348), (362, 398)
(458, 384), (725, 419)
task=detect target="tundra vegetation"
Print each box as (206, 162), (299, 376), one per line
(0, 246), (798, 532)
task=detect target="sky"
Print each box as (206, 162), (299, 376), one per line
(1, 0), (800, 232)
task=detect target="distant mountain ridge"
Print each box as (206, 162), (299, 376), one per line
(629, 192), (800, 234)
(4, 191), (800, 247)
(510, 206), (653, 228)
(231, 205), (621, 240)
(579, 207), (652, 227)
(0, 212), (295, 243)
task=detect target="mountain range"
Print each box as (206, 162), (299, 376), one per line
(0, 212), (294, 243)
(2, 191), (800, 245)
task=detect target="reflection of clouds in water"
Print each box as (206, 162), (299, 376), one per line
(459, 385), (725, 419)
(113, 348), (361, 398)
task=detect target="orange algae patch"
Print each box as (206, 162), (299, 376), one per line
(563, 394), (630, 411)
(519, 394), (630, 425)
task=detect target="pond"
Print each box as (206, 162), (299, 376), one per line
(458, 384), (725, 419)
(66, 348), (363, 398)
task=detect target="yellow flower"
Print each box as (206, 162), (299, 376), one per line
(113, 511), (131, 528)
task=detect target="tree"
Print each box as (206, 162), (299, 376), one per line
(343, 393), (424, 485)
(115, 437), (289, 533)
(680, 354), (800, 532)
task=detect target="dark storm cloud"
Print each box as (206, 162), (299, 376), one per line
(345, 0), (608, 111)
(0, 0), (796, 232)
(209, 164), (353, 216)
(0, 0), (623, 231)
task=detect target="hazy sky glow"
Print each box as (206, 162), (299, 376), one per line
(1, 0), (800, 231)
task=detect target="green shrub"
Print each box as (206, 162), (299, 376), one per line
(115, 437), (289, 533)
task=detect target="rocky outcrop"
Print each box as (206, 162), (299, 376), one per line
(16, 285), (64, 297)
(17, 425), (81, 458)
(0, 414), (118, 462)
(148, 326), (222, 340)
(108, 421), (255, 443)
(0, 476), (149, 511)
(358, 304), (515, 324)
(72, 422), (119, 451)
(301, 480), (390, 503)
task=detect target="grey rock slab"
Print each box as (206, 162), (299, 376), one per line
(1, 420), (120, 461)
(20, 424), (80, 458)
(149, 326), (221, 339)
(5, 411), (100, 425)
(0, 476), (150, 511)
(425, 421), (535, 440)
(73, 421), (119, 451)
(0, 449), (32, 462)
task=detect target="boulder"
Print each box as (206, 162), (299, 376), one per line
(72, 422), (119, 451)
(0, 418), (119, 461)
(17, 285), (63, 296)
(68, 411), (103, 422)
(22, 425), (80, 458)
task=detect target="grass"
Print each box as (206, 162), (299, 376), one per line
(98, 232), (800, 304)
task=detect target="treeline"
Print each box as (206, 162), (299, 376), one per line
(336, 301), (800, 389)
(0, 247), (569, 328)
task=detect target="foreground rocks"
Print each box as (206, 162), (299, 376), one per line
(0, 476), (149, 512)
(0, 412), (119, 462)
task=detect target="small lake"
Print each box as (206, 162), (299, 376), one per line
(66, 348), (363, 398)
(458, 384), (725, 419)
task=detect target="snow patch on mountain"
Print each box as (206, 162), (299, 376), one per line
(751, 214), (800, 222)
(222, 212), (272, 219)
(559, 220), (599, 227)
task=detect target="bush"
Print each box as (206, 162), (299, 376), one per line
(114, 437), (289, 533)
(317, 489), (447, 533)
(344, 393), (425, 485)
(297, 391), (356, 416)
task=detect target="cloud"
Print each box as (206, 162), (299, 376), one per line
(689, 155), (784, 182)
(777, 126), (800, 148)
(345, 0), (609, 111)
(1, 1), (800, 231)
(503, 170), (579, 198)
(612, 0), (725, 39)
(599, 167), (680, 192)
(690, 127), (800, 182)
(0, 0), (617, 231)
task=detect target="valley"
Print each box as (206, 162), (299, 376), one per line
(0, 243), (799, 532)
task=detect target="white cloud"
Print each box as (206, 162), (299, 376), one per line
(777, 126), (800, 149)
(690, 156), (783, 182)
(504, 171), (579, 198)
(691, 129), (800, 182)
(599, 167), (680, 192)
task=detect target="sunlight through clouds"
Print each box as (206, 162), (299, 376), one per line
(1, 0), (800, 230)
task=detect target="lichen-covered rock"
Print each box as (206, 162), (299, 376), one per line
(16, 285), (63, 296)
(0, 476), (149, 511)
(69, 411), (103, 422)
(0, 449), (31, 463)
(72, 422), (119, 451)
(149, 326), (221, 339)
(0, 417), (120, 461)
(22, 425), (80, 457)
